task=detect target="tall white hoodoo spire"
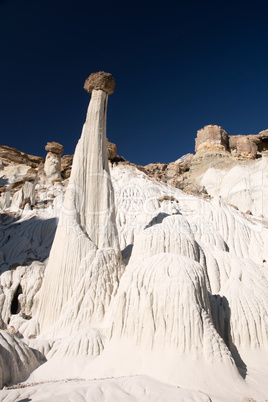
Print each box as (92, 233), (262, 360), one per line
(37, 72), (122, 335)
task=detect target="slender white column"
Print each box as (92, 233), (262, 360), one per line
(37, 74), (120, 334)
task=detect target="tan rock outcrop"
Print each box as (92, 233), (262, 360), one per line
(258, 129), (268, 152)
(144, 163), (167, 182)
(195, 125), (229, 153)
(229, 135), (243, 152)
(84, 71), (115, 95)
(165, 162), (182, 181)
(229, 131), (268, 154)
(143, 154), (193, 187)
(258, 129), (268, 139)
(165, 155), (193, 181)
(236, 137), (257, 159)
(229, 134), (260, 154)
(107, 139), (118, 160)
(61, 155), (73, 180)
(0, 146), (44, 168)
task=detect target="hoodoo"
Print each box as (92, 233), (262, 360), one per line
(44, 141), (64, 182)
(37, 72), (122, 336)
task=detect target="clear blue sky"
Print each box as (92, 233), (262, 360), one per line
(0, 0), (268, 165)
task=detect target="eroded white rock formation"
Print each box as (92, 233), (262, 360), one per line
(44, 142), (64, 183)
(0, 330), (39, 388)
(87, 253), (242, 393)
(37, 72), (123, 336)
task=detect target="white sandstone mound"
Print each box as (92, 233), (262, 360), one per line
(85, 251), (243, 396)
(130, 214), (200, 264)
(0, 330), (39, 388)
(24, 328), (105, 381)
(107, 253), (229, 356)
(37, 72), (123, 335)
(47, 328), (104, 359)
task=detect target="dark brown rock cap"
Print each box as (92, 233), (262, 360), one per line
(45, 142), (64, 155)
(84, 71), (115, 95)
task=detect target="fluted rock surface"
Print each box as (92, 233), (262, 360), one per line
(0, 330), (39, 387)
(37, 76), (122, 335)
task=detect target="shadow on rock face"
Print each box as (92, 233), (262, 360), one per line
(17, 399), (32, 402)
(11, 284), (23, 315)
(145, 212), (174, 229)
(0, 178), (9, 187)
(0, 213), (58, 273)
(209, 293), (247, 379)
